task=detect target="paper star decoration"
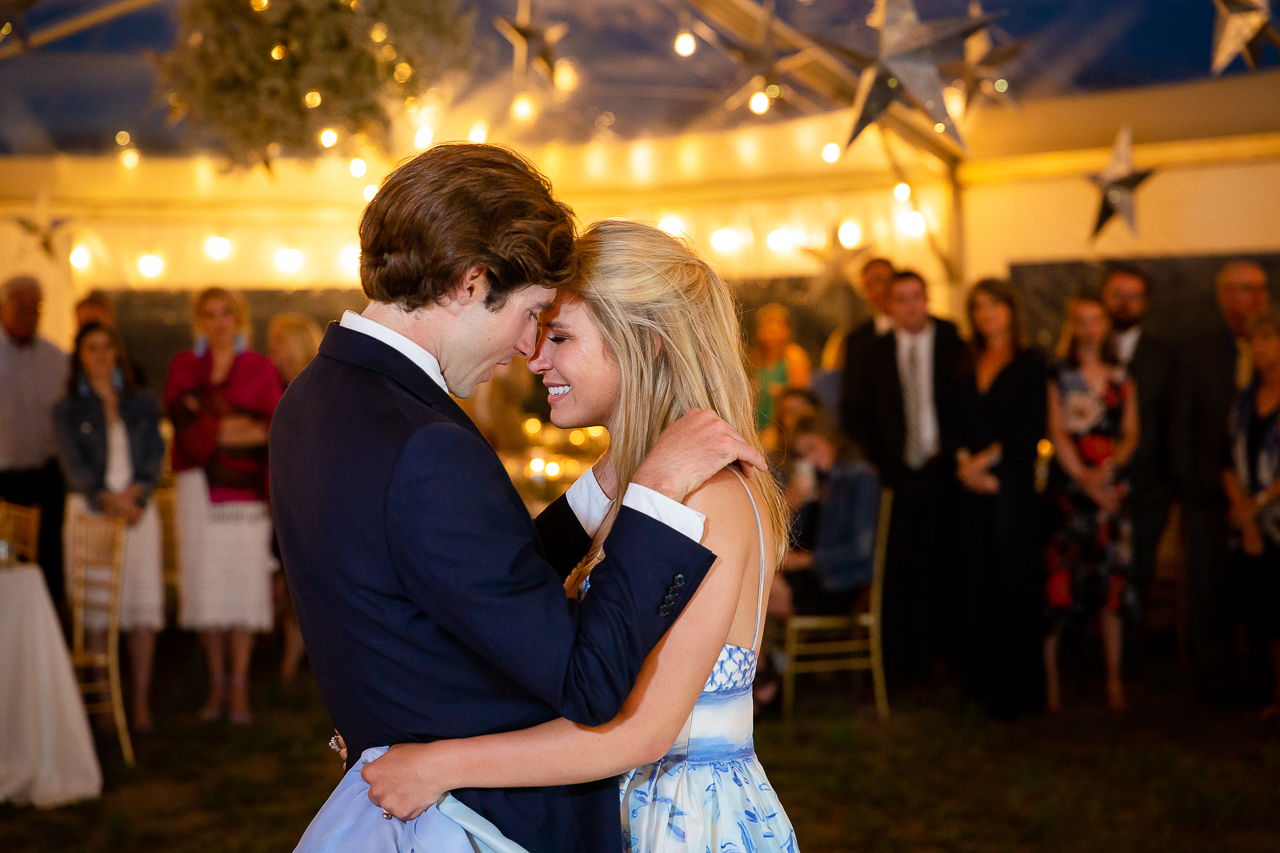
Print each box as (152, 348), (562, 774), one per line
(820, 0), (998, 147)
(1089, 126), (1153, 239)
(1210, 0), (1280, 74)
(939, 1), (1024, 111)
(799, 225), (871, 304)
(495, 0), (568, 86)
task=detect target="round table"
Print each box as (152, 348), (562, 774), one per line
(0, 564), (102, 808)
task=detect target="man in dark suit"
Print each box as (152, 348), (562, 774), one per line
(846, 270), (968, 686)
(1102, 265), (1174, 600)
(838, 257), (894, 442)
(1174, 260), (1270, 698)
(270, 144), (761, 853)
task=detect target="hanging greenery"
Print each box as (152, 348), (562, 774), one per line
(155, 0), (472, 167)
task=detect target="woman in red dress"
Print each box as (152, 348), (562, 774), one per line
(164, 288), (282, 724)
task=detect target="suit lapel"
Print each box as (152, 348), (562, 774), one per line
(318, 323), (488, 443)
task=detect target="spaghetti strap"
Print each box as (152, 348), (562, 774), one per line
(727, 468), (767, 650)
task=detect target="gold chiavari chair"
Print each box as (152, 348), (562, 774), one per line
(0, 500), (41, 563)
(66, 511), (134, 766)
(782, 489), (893, 730)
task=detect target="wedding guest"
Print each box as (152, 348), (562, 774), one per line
(769, 413), (880, 618)
(760, 386), (820, 462)
(1044, 296), (1139, 712)
(954, 279), (1047, 717)
(0, 275), (68, 607)
(165, 288), (282, 723)
(1101, 265), (1174, 602)
(53, 322), (165, 731)
(265, 312), (322, 682)
(1174, 260), (1270, 700)
(74, 290), (148, 388)
(1222, 311), (1280, 720)
(838, 258), (895, 442)
(750, 304), (811, 431)
(846, 270), (967, 686)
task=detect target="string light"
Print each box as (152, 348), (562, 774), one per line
(205, 236), (232, 260)
(319, 128), (338, 148)
(766, 228), (796, 253)
(569, 430), (586, 446)
(674, 31), (696, 56)
(137, 254), (163, 278)
(586, 426), (604, 438)
(894, 182), (911, 201)
(511, 93), (537, 122)
(69, 245), (91, 269)
(994, 78), (1009, 93)
(544, 461), (561, 478)
(822, 143), (840, 163)
(934, 122), (946, 133)
(120, 149), (140, 169)
(523, 418), (542, 435)
(393, 62), (412, 83)
(468, 122), (488, 143)
(115, 131), (130, 146)
(339, 245), (360, 277)
(271, 44), (286, 60)
(370, 22), (387, 42)
(363, 184), (378, 202)
(274, 248), (304, 274)
(349, 158), (367, 177)
(378, 44), (397, 62)
(414, 126), (433, 148)
(657, 216), (687, 236)
(748, 91), (770, 115)
(838, 220), (862, 248)
(552, 59), (578, 93)
(710, 228), (745, 253)
(529, 457), (546, 473)
(897, 209), (927, 237)
(251, 0), (268, 10)
(304, 90), (322, 108)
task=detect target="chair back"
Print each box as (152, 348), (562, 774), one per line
(67, 512), (127, 656)
(0, 500), (41, 563)
(868, 488), (893, 624)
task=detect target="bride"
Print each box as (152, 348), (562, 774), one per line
(333, 219), (797, 853)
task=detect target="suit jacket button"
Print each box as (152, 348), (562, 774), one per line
(673, 573), (686, 586)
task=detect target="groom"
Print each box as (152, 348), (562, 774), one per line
(270, 144), (762, 853)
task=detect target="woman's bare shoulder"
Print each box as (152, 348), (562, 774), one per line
(686, 468), (765, 552)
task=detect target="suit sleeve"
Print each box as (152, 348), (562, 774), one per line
(534, 494), (592, 581)
(385, 422), (717, 727)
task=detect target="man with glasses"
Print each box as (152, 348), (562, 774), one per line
(0, 275), (70, 607)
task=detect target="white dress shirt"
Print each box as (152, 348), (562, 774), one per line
(895, 322), (939, 468)
(1114, 325), (1141, 367)
(0, 330), (67, 470)
(339, 311), (705, 542)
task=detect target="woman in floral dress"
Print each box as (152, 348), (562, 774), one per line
(1044, 296), (1139, 712)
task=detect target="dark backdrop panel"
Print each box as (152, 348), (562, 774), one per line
(112, 288), (368, 397)
(1011, 253), (1280, 352)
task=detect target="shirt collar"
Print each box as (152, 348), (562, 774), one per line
(339, 310), (451, 395)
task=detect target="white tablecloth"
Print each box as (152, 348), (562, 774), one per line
(0, 565), (102, 808)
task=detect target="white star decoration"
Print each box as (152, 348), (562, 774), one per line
(821, 0), (997, 148)
(1211, 0), (1280, 74)
(1089, 126), (1154, 239)
(494, 0), (568, 86)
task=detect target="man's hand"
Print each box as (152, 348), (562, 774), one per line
(362, 743), (448, 821)
(631, 409), (768, 503)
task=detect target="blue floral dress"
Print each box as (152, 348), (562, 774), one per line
(615, 471), (798, 853)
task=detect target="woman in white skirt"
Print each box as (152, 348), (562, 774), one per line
(163, 288), (282, 724)
(54, 322), (166, 731)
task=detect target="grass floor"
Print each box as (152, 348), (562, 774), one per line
(3, 630), (1279, 853)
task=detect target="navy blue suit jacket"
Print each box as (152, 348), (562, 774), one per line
(269, 324), (715, 853)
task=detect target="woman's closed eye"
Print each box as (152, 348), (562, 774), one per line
(549, 335), (568, 344)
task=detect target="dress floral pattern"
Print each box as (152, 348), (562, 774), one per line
(615, 471), (797, 853)
(1046, 365), (1135, 628)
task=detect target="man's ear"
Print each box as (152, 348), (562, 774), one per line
(446, 266), (489, 307)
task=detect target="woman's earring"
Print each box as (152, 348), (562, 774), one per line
(112, 366), (125, 391)
(194, 335), (209, 358)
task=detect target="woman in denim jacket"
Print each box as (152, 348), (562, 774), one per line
(54, 321), (165, 732)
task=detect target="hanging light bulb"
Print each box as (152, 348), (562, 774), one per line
(137, 254), (163, 278)
(552, 59), (578, 93)
(748, 91), (770, 115)
(319, 128), (338, 148)
(894, 182), (911, 201)
(657, 216), (687, 237)
(674, 31), (696, 56)
(205, 236), (232, 260)
(274, 248), (304, 274)
(511, 93), (537, 122)
(349, 158), (367, 177)
(822, 143), (840, 163)
(838, 221), (862, 248)
(414, 126), (433, 148)
(468, 121), (488, 143)
(69, 245), (91, 269)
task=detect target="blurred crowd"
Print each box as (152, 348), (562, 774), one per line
(1, 278), (317, 728)
(1, 254), (1276, 737)
(750, 258), (1279, 720)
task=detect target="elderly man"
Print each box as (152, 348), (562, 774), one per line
(1175, 260), (1271, 700)
(0, 275), (69, 606)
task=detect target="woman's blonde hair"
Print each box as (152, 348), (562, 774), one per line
(192, 286), (251, 334)
(573, 219), (787, 569)
(267, 312), (323, 381)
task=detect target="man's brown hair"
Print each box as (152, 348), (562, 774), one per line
(358, 143), (578, 311)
